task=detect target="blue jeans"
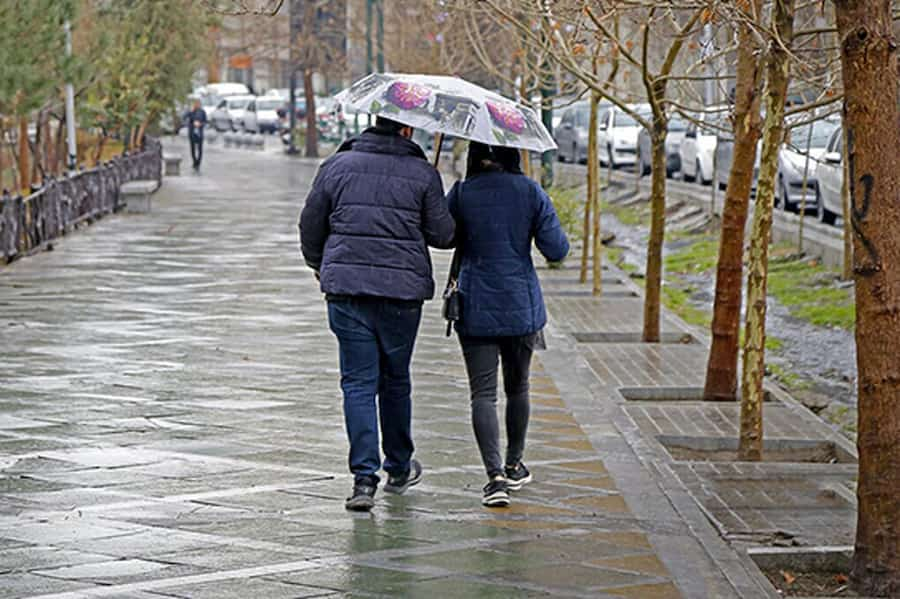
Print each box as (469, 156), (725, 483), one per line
(327, 298), (422, 485)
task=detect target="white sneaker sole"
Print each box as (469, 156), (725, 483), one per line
(506, 473), (533, 491)
(482, 491), (510, 507)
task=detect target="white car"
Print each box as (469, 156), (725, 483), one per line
(680, 110), (725, 184)
(777, 119), (840, 212)
(815, 126), (844, 225)
(598, 104), (648, 168)
(243, 97), (283, 133)
(223, 95), (256, 131)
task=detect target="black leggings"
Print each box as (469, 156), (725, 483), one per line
(459, 335), (534, 478)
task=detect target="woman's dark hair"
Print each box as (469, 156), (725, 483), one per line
(374, 116), (407, 134)
(466, 142), (523, 178)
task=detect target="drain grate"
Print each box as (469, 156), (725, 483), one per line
(657, 435), (855, 463)
(573, 331), (695, 344)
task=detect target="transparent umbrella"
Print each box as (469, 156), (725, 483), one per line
(334, 73), (557, 153)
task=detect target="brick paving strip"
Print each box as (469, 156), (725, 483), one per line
(0, 138), (792, 598)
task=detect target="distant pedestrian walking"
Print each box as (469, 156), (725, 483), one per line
(446, 142), (569, 507)
(299, 117), (455, 512)
(184, 100), (207, 170)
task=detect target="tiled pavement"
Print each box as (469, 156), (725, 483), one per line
(0, 136), (850, 598)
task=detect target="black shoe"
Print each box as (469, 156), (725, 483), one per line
(384, 459), (422, 495)
(504, 463), (532, 491)
(345, 479), (376, 511)
(482, 476), (510, 507)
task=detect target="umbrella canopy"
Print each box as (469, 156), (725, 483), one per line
(334, 73), (557, 153)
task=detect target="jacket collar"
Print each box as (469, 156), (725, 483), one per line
(339, 128), (427, 160)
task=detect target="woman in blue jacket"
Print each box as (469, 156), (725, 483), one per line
(447, 142), (570, 507)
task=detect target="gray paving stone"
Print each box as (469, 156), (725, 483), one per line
(0, 139), (762, 598)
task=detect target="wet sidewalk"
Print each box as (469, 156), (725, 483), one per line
(2, 137), (763, 598)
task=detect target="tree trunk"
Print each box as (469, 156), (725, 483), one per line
(840, 125), (853, 280)
(303, 69), (318, 158)
(738, 0), (794, 461)
(703, 11), (764, 401)
(589, 92), (602, 296)
(582, 92), (599, 285)
(642, 116), (668, 342)
(94, 135), (107, 166)
(17, 117), (30, 192)
(832, 0), (900, 593)
(136, 118), (150, 149)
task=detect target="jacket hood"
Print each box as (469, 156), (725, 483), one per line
(339, 129), (427, 160)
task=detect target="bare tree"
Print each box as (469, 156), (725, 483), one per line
(831, 0), (900, 593)
(738, 0), (796, 460)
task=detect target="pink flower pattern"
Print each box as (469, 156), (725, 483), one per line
(386, 82), (432, 110)
(486, 101), (525, 134)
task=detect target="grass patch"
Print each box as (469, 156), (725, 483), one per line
(765, 336), (784, 352)
(768, 257), (855, 329)
(548, 186), (584, 243)
(662, 283), (710, 328)
(602, 198), (648, 227)
(665, 236), (719, 275)
(767, 362), (812, 391)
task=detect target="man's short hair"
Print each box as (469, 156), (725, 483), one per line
(375, 116), (410, 134)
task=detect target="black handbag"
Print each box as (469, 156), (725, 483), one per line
(442, 249), (461, 337)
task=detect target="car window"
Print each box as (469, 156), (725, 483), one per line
(669, 118), (687, 132)
(228, 99), (249, 109)
(561, 109), (573, 127)
(256, 99), (283, 110)
(614, 111), (638, 128)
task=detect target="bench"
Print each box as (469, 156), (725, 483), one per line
(120, 180), (159, 213)
(163, 152), (182, 176)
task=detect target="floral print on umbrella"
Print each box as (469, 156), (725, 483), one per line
(386, 81), (432, 109)
(486, 101), (526, 136)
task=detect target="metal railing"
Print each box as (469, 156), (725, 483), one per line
(0, 138), (161, 264)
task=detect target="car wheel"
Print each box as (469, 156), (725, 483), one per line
(780, 180), (792, 212)
(698, 159), (710, 185)
(817, 189), (837, 225)
(572, 142), (578, 164)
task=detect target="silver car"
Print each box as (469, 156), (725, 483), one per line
(777, 119), (839, 212)
(815, 126), (844, 225)
(554, 101), (592, 163)
(637, 117), (687, 177)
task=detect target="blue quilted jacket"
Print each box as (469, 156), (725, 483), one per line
(299, 130), (455, 301)
(447, 172), (569, 337)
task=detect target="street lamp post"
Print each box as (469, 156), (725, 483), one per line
(64, 20), (77, 172)
(287, 0), (299, 154)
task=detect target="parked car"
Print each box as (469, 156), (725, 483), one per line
(815, 126), (844, 225)
(554, 101), (592, 163)
(714, 134), (761, 192)
(208, 98), (231, 131)
(636, 116), (688, 177)
(267, 88), (302, 100)
(243, 97), (283, 133)
(777, 118), (839, 212)
(225, 95), (256, 131)
(199, 82), (251, 99)
(681, 109), (726, 185)
(598, 104), (649, 168)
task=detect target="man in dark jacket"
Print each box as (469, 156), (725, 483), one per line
(184, 100), (207, 170)
(300, 117), (455, 511)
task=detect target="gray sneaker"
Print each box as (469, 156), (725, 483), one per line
(345, 479), (377, 511)
(384, 459), (423, 495)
